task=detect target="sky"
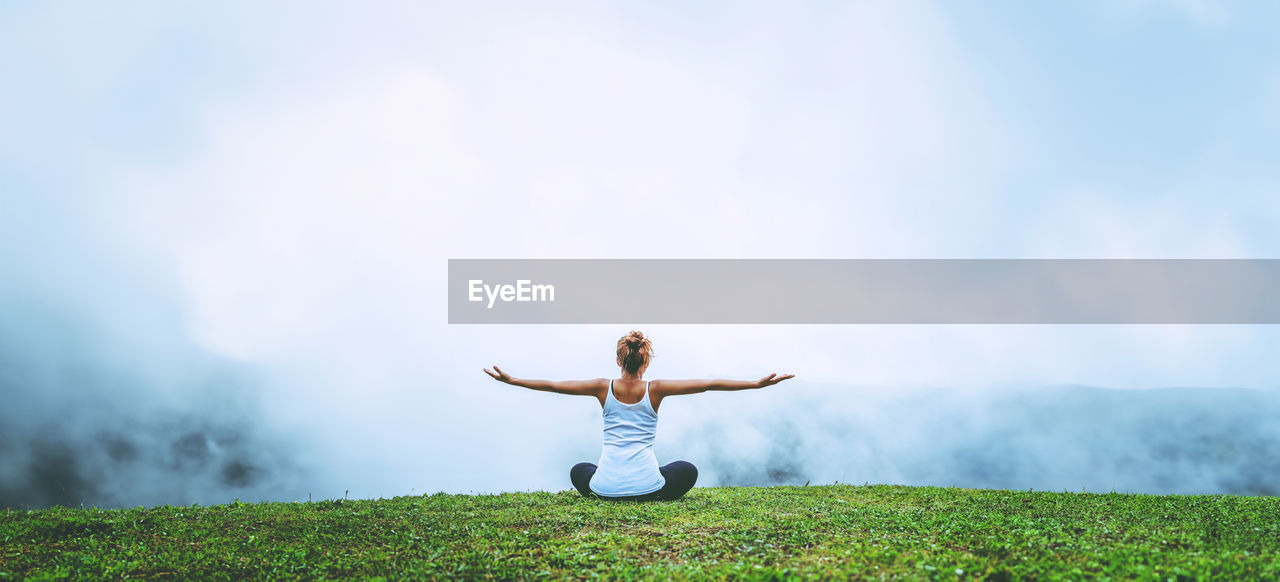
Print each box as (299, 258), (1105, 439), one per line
(3, 1), (1280, 507)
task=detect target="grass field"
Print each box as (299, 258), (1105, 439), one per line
(3, 484), (1278, 580)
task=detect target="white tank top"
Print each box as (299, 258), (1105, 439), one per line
(589, 379), (666, 497)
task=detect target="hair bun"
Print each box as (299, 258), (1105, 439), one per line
(616, 330), (653, 374)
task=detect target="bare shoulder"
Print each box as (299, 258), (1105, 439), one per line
(556, 377), (610, 397)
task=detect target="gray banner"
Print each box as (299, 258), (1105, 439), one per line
(448, 259), (1280, 324)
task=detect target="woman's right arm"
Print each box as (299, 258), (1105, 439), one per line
(482, 366), (606, 398)
(653, 373), (795, 397)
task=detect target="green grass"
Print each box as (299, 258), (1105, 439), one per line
(2, 484), (1278, 580)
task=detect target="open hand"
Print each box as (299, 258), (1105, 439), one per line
(757, 373), (796, 388)
(483, 365), (514, 384)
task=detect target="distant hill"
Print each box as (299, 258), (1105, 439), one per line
(686, 385), (1280, 496)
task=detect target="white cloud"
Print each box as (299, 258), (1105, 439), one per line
(98, 2), (1280, 497)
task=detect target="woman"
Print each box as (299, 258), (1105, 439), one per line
(483, 330), (794, 501)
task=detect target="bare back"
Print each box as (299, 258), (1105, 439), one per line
(608, 378), (668, 412)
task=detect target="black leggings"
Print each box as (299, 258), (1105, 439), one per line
(570, 460), (698, 501)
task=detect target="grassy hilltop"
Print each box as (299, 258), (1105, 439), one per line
(2, 484), (1278, 580)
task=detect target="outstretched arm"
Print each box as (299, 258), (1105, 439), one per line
(653, 373), (795, 397)
(483, 365), (605, 398)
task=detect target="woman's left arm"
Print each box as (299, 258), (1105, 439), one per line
(483, 366), (605, 397)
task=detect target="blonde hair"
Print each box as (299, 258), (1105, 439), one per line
(616, 330), (653, 375)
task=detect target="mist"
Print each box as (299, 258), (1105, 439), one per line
(0, 203), (312, 509)
(4, 1), (1280, 508)
(666, 384), (1280, 496)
